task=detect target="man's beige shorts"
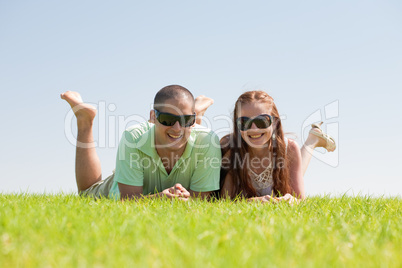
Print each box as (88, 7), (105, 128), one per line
(79, 173), (115, 199)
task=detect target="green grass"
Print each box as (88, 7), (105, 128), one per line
(1, 194), (401, 267)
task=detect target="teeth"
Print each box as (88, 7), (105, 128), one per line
(168, 134), (181, 139)
(249, 134), (263, 139)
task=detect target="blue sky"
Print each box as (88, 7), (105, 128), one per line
(1, 0), (401, 196)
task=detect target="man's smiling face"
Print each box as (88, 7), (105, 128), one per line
(151, 96), (195, 153)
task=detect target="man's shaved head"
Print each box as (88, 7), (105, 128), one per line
(154, 85), (195, 112)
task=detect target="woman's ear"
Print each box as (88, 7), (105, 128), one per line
(149, 110), (155, 123)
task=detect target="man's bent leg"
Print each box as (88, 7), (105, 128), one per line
(61, 91), (102, 192)
(80, 173), (115, 199)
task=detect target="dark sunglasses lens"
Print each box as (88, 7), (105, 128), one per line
(237, 115), (272, 130)
(183, 115), (196, 127)
(157, 112), (195, 127)
(157, 113), (177, 126)
(237, 117), (249, 131)
(254, 116), (272, 129)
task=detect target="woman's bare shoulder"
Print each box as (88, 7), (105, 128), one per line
(286, 138), (301, 160)
(287, 138), (300, 151)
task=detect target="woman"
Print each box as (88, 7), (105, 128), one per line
(215, 91), (335, 203)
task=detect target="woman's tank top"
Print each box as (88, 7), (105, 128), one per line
(250, 137), (288, 197)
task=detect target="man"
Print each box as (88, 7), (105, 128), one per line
(61, 85), (220, 200)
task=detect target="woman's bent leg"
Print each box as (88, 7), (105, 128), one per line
(300, 123), (336, 176)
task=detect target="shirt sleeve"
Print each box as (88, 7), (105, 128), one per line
(189, 132), (221, 192)
(114, 130), (144, 187)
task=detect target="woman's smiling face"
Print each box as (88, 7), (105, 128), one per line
(237, 101), (274, 149)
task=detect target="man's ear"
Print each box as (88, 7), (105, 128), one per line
(149, 110), (155, 123)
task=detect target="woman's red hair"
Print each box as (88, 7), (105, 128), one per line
(221, 91), (293, 198)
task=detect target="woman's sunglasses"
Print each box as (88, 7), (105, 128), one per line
(236, 114), (274, 131)
(154, 109), (196, 127)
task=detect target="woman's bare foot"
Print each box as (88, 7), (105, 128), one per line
(61, 91), (97, 128)
(194, 95), (214, 124)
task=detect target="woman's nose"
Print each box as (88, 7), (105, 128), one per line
(249, 122), (259, 130)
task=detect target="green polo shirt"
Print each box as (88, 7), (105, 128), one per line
(108, 122), (221, 199)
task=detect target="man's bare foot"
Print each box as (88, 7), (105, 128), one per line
(61, 91), (97, 128)
(194, 95), (214, 124)
(195, 95), (214, 115)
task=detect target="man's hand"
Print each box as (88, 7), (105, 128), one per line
(160, 183), (190, 201)
(119, 183), (190, 201)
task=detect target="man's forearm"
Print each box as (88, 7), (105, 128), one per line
(120, 192), (164, 201)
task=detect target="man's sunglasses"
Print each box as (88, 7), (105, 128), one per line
(236, 114), (274, 131)
(154, 109), (196, 127)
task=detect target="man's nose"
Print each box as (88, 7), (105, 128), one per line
(171, 121), (182, 131)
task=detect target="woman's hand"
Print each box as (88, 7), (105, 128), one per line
(275, 193), (300, 205)
(248, 195), (278, 203)
(248, 194), (300, 204)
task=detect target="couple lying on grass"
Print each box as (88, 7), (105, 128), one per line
(61, 85), (336, 204)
